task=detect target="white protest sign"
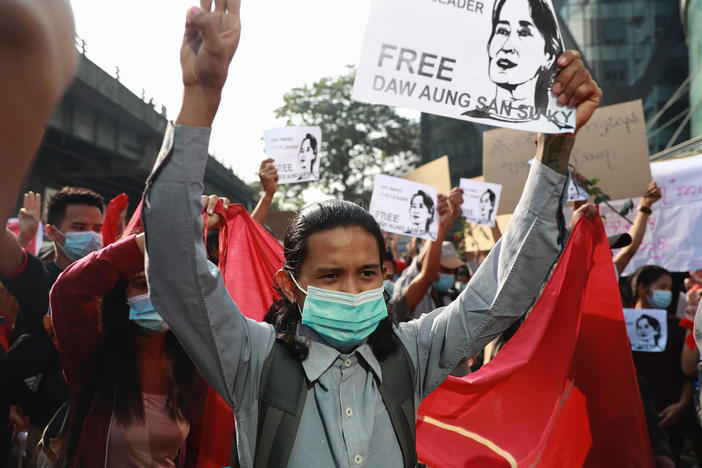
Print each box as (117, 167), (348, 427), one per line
(623, 308), (667, 352)
(484, 100), (652, 214)
(601, 153), (702, 275)
(370, 175), (439, 241)
(263, 127), (322, 184)
(459, 179), (502, 227)
(353, 0), (574, 133)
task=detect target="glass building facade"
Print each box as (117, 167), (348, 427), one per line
(420, 0), (690, 178)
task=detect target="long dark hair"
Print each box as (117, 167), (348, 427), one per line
(631, 265), (671, 304)
(264, 200), (398, 361)
(298, 133), (319, 174)
(95, 281), (201, 426)
(489, 0), (563, 116)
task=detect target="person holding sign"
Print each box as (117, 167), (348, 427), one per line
(141, 1), (603, 466)
(630, 265), (702, 463)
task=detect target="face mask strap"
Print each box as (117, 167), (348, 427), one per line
(286, 270), (308, 296)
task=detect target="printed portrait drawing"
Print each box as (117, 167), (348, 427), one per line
(477, 188), (497, 224)
(297, 133), (319, 181)
(406, 190), (436, 237)
(633, 314), (663, 351)
(463, 0), (572, 129)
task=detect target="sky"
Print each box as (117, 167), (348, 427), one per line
(69, 0), (407, 189)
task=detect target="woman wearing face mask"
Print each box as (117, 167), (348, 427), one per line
(142, 4), (601, 466)
(464, 0), (572, 130)
(49, 231), (209, 467)
(631, 265), (702, 464)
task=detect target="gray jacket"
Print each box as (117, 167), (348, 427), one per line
(142, 123), (567, 468)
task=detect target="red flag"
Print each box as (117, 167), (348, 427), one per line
(102, 193), (129, 246)
(197, 204), (284, 468)
(416, 215), (653, 467)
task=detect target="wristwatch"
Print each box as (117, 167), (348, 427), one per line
(638, 205), (652, 215)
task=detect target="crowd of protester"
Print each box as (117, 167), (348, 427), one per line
(2, 0), (702, 467)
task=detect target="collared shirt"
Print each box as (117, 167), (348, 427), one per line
(142, 124), (567, 468)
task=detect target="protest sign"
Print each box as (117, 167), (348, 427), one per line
(353, 0), (574, 133)
(459, 178), (501, 227)
(600, 153), (702, 275)
(623, 309), (667, 352)
(370, 175), (439, 240)
(263, 126), (322, 184)
(484, 100), (652, 214)
(404, 156), (451, 194)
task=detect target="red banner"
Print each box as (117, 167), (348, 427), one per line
(416, 215), (653, 467)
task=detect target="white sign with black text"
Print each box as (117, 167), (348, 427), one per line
(459, 179), (502, 227)
(263, 126), (322, 184)
(353, 0), (574, 133)
(623, 308), (667, 353)
(370, 175), (439, 241)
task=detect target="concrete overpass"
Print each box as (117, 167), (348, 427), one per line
(15, 51), (253, 218)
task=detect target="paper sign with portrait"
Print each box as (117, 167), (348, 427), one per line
(459, 179), (502, 227)
(353, 0), (574, 133)
(599, 153), (702, 276)
(263, 126), (322, 184)
(623, 308), (667, 353)
(483, 100), (652, 214)
(370, 175), (439, 241)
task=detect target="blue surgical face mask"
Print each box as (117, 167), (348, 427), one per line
(127, 293), (169, 334)
(57, 230), (103, 261)
(432, 273), (454, 293)
(290, 274), (388, 349)
(649, 289), (672, 309)
(383, 280), (394, 297)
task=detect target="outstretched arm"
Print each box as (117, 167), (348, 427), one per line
(397, 51), (603, 398)
(613, 182), (661, 274)
(403, 188), (463, 311)
(251, 158), (279, 225)
(0, 0), (77, 275)
(143, 1), (275, 412)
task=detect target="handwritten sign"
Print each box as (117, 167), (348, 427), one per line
(263, 126), (322, 184)
(353, 0), (574, 133)
(459, 179), (502, 227)
(624, 308), (667, 352)
(404, 156), (451, 194)
(370, 174), (439, 240)
(484, 100), (652, 214)
(601, 153), (702, 275)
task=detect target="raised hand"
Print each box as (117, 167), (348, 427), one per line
(17, 191), (41, 247)
(201, 194), (230, 229)
(258, 159), (279, 197)
(551, 50), (602, 132)
(177, 0), (242, 127)
(181, 0), (241, 91)
(438, 188), (464, 236)
(641, 181), (662, 208)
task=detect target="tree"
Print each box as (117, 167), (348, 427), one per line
(274, 66), (420, 207)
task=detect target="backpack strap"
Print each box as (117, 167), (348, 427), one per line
(376, 333), (417, 468)
(253, 340), (308, 468)
(234, 335), (416, 468)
